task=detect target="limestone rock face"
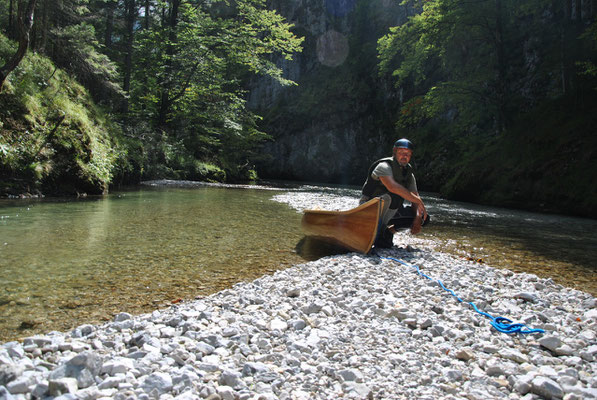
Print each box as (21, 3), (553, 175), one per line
(251, 0), (410, 184)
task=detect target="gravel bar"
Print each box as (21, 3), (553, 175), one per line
(1, 191), (596, 400)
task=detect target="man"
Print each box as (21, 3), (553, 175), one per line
(360, 138), (429, 248)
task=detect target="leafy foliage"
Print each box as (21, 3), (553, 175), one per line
(378, 0), (597, 134)
(376, 0), (597, 216)
(0, 33), (122, 195)
(0, 0), (303, 191)
(117, 0), (303, 181)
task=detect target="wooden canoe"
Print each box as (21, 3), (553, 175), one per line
(300, 198), (384, 254)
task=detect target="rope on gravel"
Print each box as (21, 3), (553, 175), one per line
(378, 255), (545, 335)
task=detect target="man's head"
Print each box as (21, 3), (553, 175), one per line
(393, 138), (414, 166)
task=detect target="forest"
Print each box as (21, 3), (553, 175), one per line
(1, 0), (596, 217)
(0, 0), (303, 195)
(375, 0), (597, 217)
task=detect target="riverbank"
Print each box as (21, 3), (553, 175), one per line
(2, 249), (596, 399)
(1, 191), (596, 399)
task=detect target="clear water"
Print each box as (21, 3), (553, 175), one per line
(0, 184), (595, 342)
(0, 186), (307, 342)
(417, 194), (597, 294)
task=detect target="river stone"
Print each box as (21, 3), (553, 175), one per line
(555, 344), (574, 356)
(443, 368), (463, 381)
(499, 348), (529, 364)
(98, 376), (125, 389)
(49, 351), (102, 389)
(31, 382), (49, 399)
(343, 382), (372, 398)
(23, 336), (52, 348)
(3, 343), (24, 359)
(72, 324), (94, 337)
(288, 319), (307, 330)
(584, 309), (597, 320)
(455, 348), (475, 361)
(531, 376), (563, 399)
(513, 292), (539, 303)
(140, 372), (173, 395)
(539, 336), (562, 352)
(48, 378), (78, 396)
(585, 344), (597, 356)
(0, 365), (24, 386)
(302, 302), (323, 315)
(338, 369), (363, 382)
(217, 385), (235, 400)
(268, 318), (288, 331)
(219, 370), (244, 389)
(114, 312), (133, 322)
(6, 376), (34, 394)
(582, 298), (596, 309)
(242, 362), (269, 376)
(578, 329), (596, 341)
(514, 374), (534, 395)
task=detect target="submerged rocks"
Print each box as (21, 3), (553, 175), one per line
(1, 186), (596, 400)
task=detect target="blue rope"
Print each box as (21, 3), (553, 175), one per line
(378, 255), (545, 335)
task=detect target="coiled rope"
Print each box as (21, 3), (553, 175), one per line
(377, 255), (545, 335)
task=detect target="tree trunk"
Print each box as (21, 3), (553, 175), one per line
(105, 0), (116, 49)
(157, 0), (181, 128)
(39, 0), (49, 52)
(145, 0), (151, 29)
(123, 0), (137, 95)
(0, 0), (38, 92)
(29, 1), (38, 51)
(560, 0), (573, 94)
(8, 0), (15, 38)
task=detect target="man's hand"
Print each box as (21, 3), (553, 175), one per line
(410, 203), (426, 235)
(417, 201), (427, 222)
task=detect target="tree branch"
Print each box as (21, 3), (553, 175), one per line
(0, 0), (38, 92)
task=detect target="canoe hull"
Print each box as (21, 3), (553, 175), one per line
(301, 198), (383, 254)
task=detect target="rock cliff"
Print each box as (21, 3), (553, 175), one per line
(250, 0), (413, 185)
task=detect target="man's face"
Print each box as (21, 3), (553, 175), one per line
(394, 147), (413, 166)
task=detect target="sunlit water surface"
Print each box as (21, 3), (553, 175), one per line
(0, 183), (595, 342)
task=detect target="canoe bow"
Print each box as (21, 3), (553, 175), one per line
(301, 198), (383, 254)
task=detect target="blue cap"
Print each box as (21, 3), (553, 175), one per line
(394, 138), (414, 150)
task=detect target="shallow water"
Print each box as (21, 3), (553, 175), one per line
(0, 185), (307, 341)
(0, 183), (595, 342)
(416, 194), (597, 295)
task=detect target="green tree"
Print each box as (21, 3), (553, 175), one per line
(126, 0), (303, 179)
(378, 0), (596, 135)
(578, 20), (597, 83)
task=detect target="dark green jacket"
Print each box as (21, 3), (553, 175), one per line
(361, 157), (414, 209)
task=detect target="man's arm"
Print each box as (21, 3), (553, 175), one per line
(379, 175), (427, 220)
(379, 175), (423, 205)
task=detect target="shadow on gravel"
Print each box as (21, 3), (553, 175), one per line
(295, 237), (350, 261)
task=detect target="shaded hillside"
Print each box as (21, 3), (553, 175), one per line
(431, 96), (597, 218)
(0, 34), (123, 197)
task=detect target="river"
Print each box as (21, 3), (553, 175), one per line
(0, 181), (595, 342)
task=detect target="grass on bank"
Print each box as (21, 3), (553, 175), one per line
(0, 33), (229, 196)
